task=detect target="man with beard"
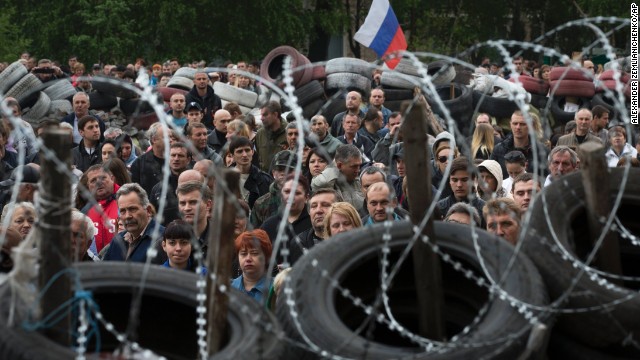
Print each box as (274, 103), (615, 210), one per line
(310, 115), (341, 159)
(186, 122), (222, 164)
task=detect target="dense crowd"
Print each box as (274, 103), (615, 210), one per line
(0, 51), (638, 308)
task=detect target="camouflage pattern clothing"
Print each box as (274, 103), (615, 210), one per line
(250, 182), (282, 228)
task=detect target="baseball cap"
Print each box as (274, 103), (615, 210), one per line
(186, 102), (203, 112)
(271, 150), (298, 172)
(0, 165), (40, 187)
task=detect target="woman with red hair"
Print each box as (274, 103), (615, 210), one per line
(231, 229), (273, 303)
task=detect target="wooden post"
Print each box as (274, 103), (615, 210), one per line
(206, 169), (240, 355)
(39, 129), (72, 346)
(578, 142), (622, 279)
(401, 101), (445, 340)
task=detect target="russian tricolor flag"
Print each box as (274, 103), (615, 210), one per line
(354, 0), (407, 69)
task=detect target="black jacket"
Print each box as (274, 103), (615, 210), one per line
(207, 128), (227, 154)
(71, 140), (101, 173)
(285, 227), (323, 266)
(102, 219), (167, 264)
(437, 195), (486, 227)
(186, 86), (222, 131)
(61, 113), (106, 146)
(150, 172), (180, 226)
(490, 134), (548, 179)
(243, 165), (273, 208)
(130, 151), (165, 196)
(260, 209), (312, 264)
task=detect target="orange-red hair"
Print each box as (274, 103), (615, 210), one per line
(234, 229), (273, 261)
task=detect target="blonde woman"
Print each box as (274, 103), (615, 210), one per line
(323, 202), (363, 237)
(470, 123), (495, 160)
(226, 119), (252, 140)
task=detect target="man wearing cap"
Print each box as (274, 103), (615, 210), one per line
(72, 115), (103, 173)
(167, 94), (187, 129)
(0, 165), (40, 210)
(185, 70), (222, 131)
(230, 136), (272, 208)
(61, 92), (106, 147)
(207, 109), (232, 154)
(250, 150), (297, 228)
(185, 101), (204, 126)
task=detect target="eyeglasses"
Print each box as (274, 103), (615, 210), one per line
(437, 156), (449, 163)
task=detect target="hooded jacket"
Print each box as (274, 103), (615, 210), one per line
(477, 160), (508, 200)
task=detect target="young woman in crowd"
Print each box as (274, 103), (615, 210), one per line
(323, 202), (362, 237)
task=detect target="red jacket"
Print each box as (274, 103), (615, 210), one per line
(85, 183), (120, 253)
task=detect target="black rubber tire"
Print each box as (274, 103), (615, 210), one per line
(426, 60), (457, 86)
(529, 94), (548, 111)
(394, 57), (428, 77)
(167, 76), (194, 91)
(0, 61), (28, 94)
(382, 99), (406, 112)
(22, 92), (50, 125)
(5, 74), (42, 104)
(325, 57), (374, 78)
(522, 168), (640, 349)
(260, 45), (311, 87)
(316, 96), (346, 125)
(42, 79), (77, 101)
(549, 79), (595, 98)
(302, 98), (325, 119)
(324, 72), (371, 98)
(130, 111), (159, 130)
(119, 97), (157, 116)
(213, 82), (259, 108)
(472, 90), (523, 120)
(293, 80), (325, 107)
(590, 93), (631, 122)
(89, 91), (118, 111)
(92, 79), (140, 99)
(277, 221), (549, 359)
(426, 83), (474, 135)
(547, 328), (640, 359)
(0, 263), (283, 359)
(379, 71), (422, 90)
(547, 96), (591, 126)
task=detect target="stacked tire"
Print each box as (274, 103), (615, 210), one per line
(592, 69), (632, 124)
(522, 168), (640, 357)
(472, 74), (531, 133)
(213, 81), (258, 115)
(167, 67), (195, 91)
(260, 46), (313, 88)
(277, 221), (549, 359)
(324, 57), (373, 98)
(547, 67), (595, 126)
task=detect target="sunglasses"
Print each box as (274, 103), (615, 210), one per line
(437, 156), (449, 163)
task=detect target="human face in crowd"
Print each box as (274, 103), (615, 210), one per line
(71, 219), (89, 261)
(286, 127), (299, 149)
(225, 152), (234, 167)
(187, 110), (203, 124)
(86, 168), (115, 201)
(73, 93), (90, 118)
(342, 114), (359, 137)
(101, 142), (116, 162)
(271, 167), (290, 186)
(238, 76), (251, 88)
(367, 186), (395, 222)
(337, 156), (362, 183)
(450, 169), (471, 201)
(345, 91), (362, 112)
(117, 192), (151, 238)
(369, 89), (385, 107)
(162, 238), (191, 269)
(436, 148), (453, 174)
(609, 131), (625, 149)
(446, 212), (471, 225)
(309, 193), (335, 233)
(159, 76), (171, 87)
(281, 180), (308, 215)
(260, 108), (280, 131)
(152, 67), (162, 77)
(80, 120), (101, 143)
(10, 207), (35, 240)
(170, 60), (180, 73)
(506, 163), (525, 180)
(512, 180), (539, 210)
(308, 153), (328, 178)
(170, 94), (186, 113)
(574, 109), (592, 136)
(189, 126), (208, 151)
(178, 190), (211, 226)
(234, 212), (248, 237)
(329, 213), (356, 236)
(510, 113), (529, 142)
(170, 147), (190, 174)
(583, 60), (595, 74)
(68, 57), (78, 69)
(233, 145), (254, 168)
(311, 117), (329, 139)
(486, 214), (519, 245)
(214, 110), (232, 134)
(387, 114), (401, 130)
(396, 158), (406, 177)
(162, 64), (171, 73)
(194, 73), (209, 90)
(238, 245), (267, 278)
(476, 114), (490, 125)
(541, 67), (550, 80)
(513, 58), (523, 73)
(478, 170), (497, 193)
(594, 112), (609, 131)
(548, 151), (577, 180)
(120, 142), (132, 161)
(360, 172), (384, 195)
(152, 127), (167, 157)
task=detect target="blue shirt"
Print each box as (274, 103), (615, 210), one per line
(231, 275), (271, 303)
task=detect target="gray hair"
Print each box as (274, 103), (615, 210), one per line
(334, 144), (362, 163)
(71, 209), (96, 240)
(444, 202), (481, 225)
(104, 127), (123, 139)
(147, 122), (165, 144)
(1, 201), (36, 223)
(359, 165), (387, 183)
(547, 145), (578, 167)
(116, 183), (150, 208)
(367, 181), (396, 200)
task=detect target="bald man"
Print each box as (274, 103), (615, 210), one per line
(193, 159), (215, 192)
(331, 91), (366, 137)
(178, 169), (205, 184)
(207, 109), (233, 154)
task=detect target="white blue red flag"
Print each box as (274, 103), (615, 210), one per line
(354, 0), (407, 69)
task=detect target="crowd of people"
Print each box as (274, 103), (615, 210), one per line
(0, 51), (638, 309)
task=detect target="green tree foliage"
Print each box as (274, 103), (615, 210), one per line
(0, 7), (31, 62)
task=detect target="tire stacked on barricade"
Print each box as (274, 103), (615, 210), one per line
(277, 221), (550, 359)
(592, 69), (632, 125)
(522, 168), (640, 357)
(471, 74), (532, 133)
(0, 263), (284, 359)
(214, 81), (258, 115)
(547, 66), (594, 127)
